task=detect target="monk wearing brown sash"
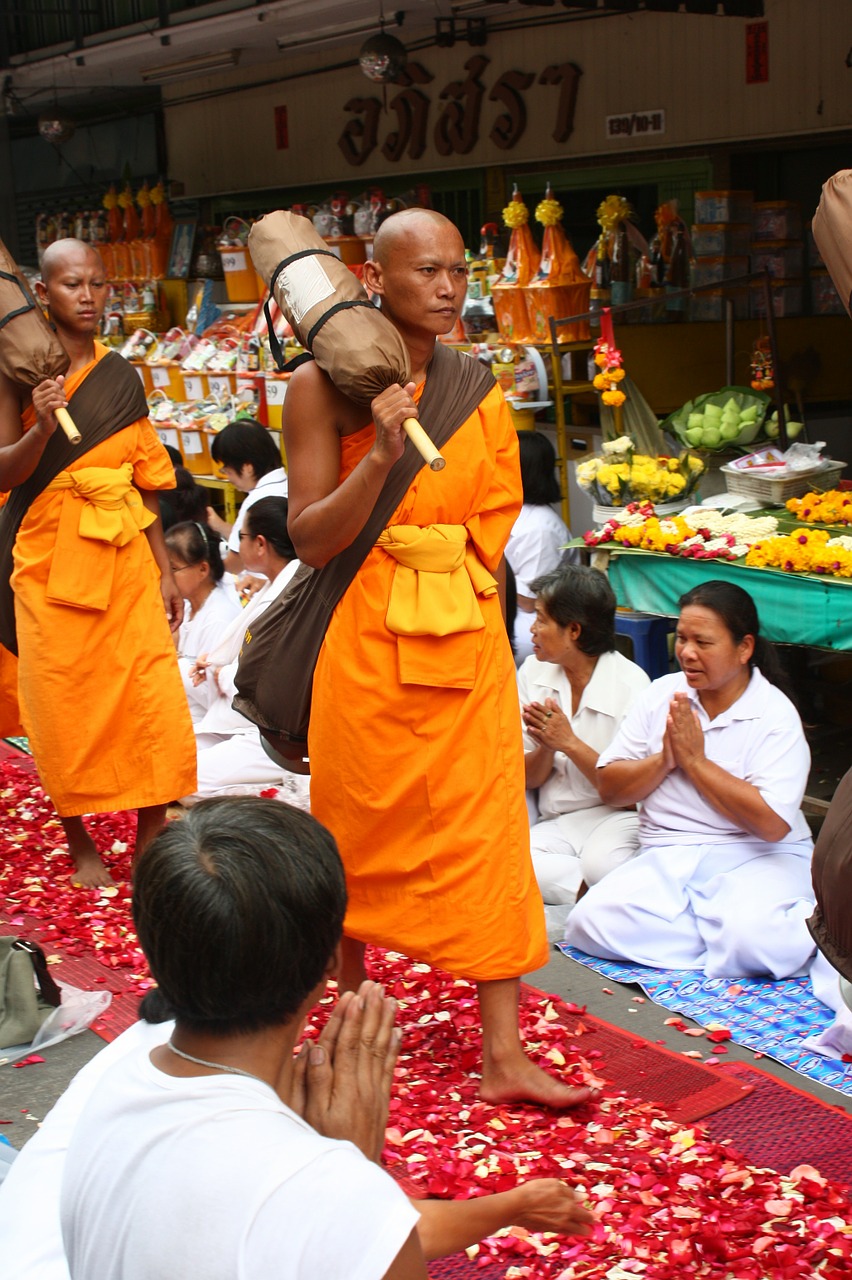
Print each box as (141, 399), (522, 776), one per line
(283, 210), (593, 1108)
(0, 239), (196, 886)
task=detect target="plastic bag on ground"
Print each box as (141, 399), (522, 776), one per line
(0, 981), (111, 1066)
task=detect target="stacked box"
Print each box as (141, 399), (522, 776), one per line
(691, 223), (752, 257)
(691, 256), (750, 288)
(809, 270), (846, 315)
(750, 240), (805, 279)
(753, 201), (802, 241)
(694, 191), (754, 224)
(749, 278), (803, 317)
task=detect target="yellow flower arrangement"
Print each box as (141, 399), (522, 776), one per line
(785, 490), (852, 526)
(746, 529), (852, 578)
(613, 515), (694, 552)
(575, 442), (703, 507)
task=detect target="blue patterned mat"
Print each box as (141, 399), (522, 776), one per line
(558, 944), (852, 1096)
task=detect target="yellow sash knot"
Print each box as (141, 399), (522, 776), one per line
(41, 463), (156, 611)
(377, 523), (497, 637)
(45, 463), (155, 548)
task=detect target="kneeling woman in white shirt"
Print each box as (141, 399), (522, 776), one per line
(184, 496), (309, 808)
(518, 565), (650, 919)
(566, 580), (816, 980)
(167, 521), (242, 725)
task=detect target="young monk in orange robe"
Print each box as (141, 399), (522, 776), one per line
(282, 209), (593, 1109)
(0, 240), (196, 885)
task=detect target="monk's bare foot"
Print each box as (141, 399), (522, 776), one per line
(61, 816), (113, 888)
(480, 1053), (597, 1110)
(70, 846), (114, 889)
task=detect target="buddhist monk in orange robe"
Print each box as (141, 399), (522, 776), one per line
(0, 240), (196, 885)
(283, 209), (594, 1109)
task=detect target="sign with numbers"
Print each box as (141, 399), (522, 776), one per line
(151, 366), (172, 389)
(220, 250), (247, 274)
(265, 378), (288, 407)
(605, 109), (665, 140)
(179, 429), (203, 456)
(156, 428), (180, 450)
(208, 376), (232, 401)
(183, 375), (204, 400)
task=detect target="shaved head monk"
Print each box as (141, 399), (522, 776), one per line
(281, 208), (594, 1108)
(0, 239), (196, 884)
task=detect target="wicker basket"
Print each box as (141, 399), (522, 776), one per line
(722, 461), (846, 504)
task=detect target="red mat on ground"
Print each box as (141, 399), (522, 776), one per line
(708, 1062), (852, 1187)
(522, 985), (752, 1126)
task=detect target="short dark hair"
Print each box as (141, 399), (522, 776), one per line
(518, 431), (561, 506)
(211, 419), (281, 480)
(244, 496), (296, 560)
(529, 564), (616, 656)
(132, 798), (347, 1036)
(165, 520), (225, 582)
(678, 579), (791, 696)
(172, 467), (209, 525)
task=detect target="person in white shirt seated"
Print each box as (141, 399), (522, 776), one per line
(506, 432), (576, 664)
(566, 581), (816, 980)
(518, 566), (649, 934)
(206, 418), (288, 584)
(184, 496), (309, 808)
(43, 798), (592, 1280)
(165, 521), (242, 725)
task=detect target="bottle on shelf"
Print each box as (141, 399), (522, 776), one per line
(610, 223), (632, 307)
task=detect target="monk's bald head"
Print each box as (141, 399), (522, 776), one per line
(40, 238), (104, 285)
(372, 209), (463, 266)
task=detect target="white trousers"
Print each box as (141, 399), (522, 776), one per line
(565, 836), (816, 979)
(805, 950), (852, 1059)
(530, 805), (640, 905)
(181, 733), (311, 811)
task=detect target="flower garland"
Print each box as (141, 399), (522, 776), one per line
(746, 528), (852, 578)
(593, 307), (627, 408)
(786, 490), (852, 526)
(749, 336), (775, 392)
(585, 506), (779, 561)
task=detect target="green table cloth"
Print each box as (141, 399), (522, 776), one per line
(602, 549), (852, 650)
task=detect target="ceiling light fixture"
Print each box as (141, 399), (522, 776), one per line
(140, 48), (241, 83)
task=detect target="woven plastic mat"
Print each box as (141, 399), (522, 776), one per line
(558, 943), (852, 1095)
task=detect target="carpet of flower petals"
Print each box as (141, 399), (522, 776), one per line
(2, 759), (851, 1277)
(0, 761), (151, 993)
(305, 953), (852, 1280)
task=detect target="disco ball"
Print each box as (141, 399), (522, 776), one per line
(358, 31), (407, 84)
(38, 115), (75, 144)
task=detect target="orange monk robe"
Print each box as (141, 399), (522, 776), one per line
(0, 493), (23, 737)
(309, 382), (548, 981)
(12, 343), (196, 816)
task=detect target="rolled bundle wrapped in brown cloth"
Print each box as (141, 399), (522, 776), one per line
(812, 170), (852, 318)
(248, 211), (444, 470)
(807, 766), (852, 983)
(0, 237), (80, 443)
